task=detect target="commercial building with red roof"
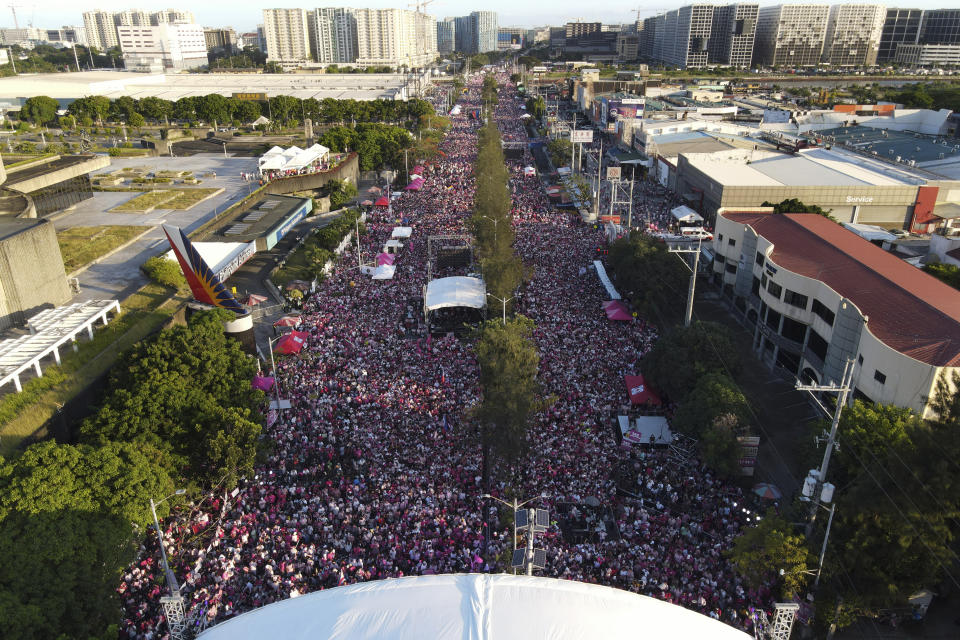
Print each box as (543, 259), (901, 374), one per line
(713, 208), (960, 417)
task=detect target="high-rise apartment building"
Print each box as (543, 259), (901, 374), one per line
(353, 8), (436, 68)
(709, 4), (758, 67)
(566, 22), (602, 39)
(119, 22), (207, 72)
(437, 18), (455, 54)
(83, 9), (194, 51)
(83, 11), (120, 50)
(312, 8), (359, 64)
(822, 4), (885, 67)
(753, 5), (829, 67)
(151, 9), (195, 25)
(454, 16), (475, 53)
(262, 8), (313, 64)
(641, 14), (662, 60)
(657, 5), (715, 69)
(878, 8), (924, 63)
(204, 28), (236, 54)
(498, 27), (525, 51)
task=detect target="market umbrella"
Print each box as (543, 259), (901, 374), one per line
(274, 331), (309, 354)
(273, 315), (301, 327)
(753, 483), (782, 501)
(244, 293), (268, 306)
(377, 252), (395, 266)
(374, 196), (390, 207)
(367, 186), (381, 194)
(361, 199), (373, 206)
(251, 375), (275, 391)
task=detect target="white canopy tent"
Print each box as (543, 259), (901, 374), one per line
(371, 264), (396, 280)
(593, 260), (621, 300)
(424, 276), (486, 311)
(196, 574), (752, 640)
(391, 226), (413, 239)
(258, 144), (330, 174)
(671, 205), (704, 225)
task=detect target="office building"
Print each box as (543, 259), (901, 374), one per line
(878, 8), (924, 63)
(659, 5), (715, 69)
(641, 14), (662, 59)
(919, 9), (960, 45)
(709, 4), (758, 67)
(312, 8), (359, 64)
(566, 22), (601, 39)
(713, 209), (960, 418)
(83, 11), (120, 50)
(617, 33), (640, 61)
(472, 11), (498, 53)
(0, 28), (45, 46)
(437, 18), (455, 55)
(753, 5), (829, 67)
(498, 27), (525, 51)
(822, 4), (885, 67)
(895, 42), (960, 66)
(353, 8), (436, 68)
(119, 22), (208, 72)
(262, 8), (313, 64)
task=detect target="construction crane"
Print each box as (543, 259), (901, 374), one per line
(8, 4), (22, 29)
(407, 0), (434, 13)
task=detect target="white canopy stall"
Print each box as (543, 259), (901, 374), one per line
(391, 226), (413, 239)
(671, 205), (704, 225)
(197, 574), (751, 640)
(424, 276), (486, 312)
(258, 144), (330, 176)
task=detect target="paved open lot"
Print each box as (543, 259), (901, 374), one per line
(55, 154), (260, 303)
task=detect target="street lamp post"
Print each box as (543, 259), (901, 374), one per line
(481, 493), (545, 575)
(150, 489), (187, 640)
(265, 336), (288, 411)
(480, 215), (498, 245)
(486, 293), (513, 325)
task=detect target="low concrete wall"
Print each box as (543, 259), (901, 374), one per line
(261, 152), (360, 196)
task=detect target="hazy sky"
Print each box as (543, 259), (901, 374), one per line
(19, 1), (960, 35)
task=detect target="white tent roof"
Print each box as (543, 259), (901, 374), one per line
(671, 205), (704, 224)
(593, 260), (621, 301)
(164, 241), (255, 282)
(425, 276), (486, 311)
(196, 574), (752, 640)
(252, 115), (271, 126)
(371, 264), (396, 280)
(391, 226), (412, 238)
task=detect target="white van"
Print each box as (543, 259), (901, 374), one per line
(680, 227), (713, 241)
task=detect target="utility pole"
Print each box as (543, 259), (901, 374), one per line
(668, 240), (701, 327)
(593, 139), (603, 219)
(796, 358), (854, 535)
(150, 490), (188, 640)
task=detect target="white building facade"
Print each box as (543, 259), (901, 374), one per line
(118, 23), (208, 72)
(354, 8), (436, 68)
(822, 4), (886, 67)
(753, 4), (829, 68)
(263, 8), (313, 64)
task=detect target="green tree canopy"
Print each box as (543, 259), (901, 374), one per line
(608, 232), (689, 323)
(727, 516), (812, 599)
(20, 96), (58, 125)
(761, 198), (833, 219)
(642, 321), (741, 402)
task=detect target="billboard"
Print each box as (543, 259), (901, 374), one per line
(602, 97), (645, 127)
(737, 436), (760, 476)
(606, 166), (621, 180)
(571, 129), (594, 143)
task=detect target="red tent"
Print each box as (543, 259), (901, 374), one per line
(244, 293), (268, 306)
(604, 300), (632, 321)
(274, 331), (309, 354)
(624, 375), (661, 405)
(374, 196), (390, 207)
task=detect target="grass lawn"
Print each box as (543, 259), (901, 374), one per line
(164, 188), (222, 210)
(0, 283), (182, 458)
(111, 190), (182, 212)
(272, 244), (316, 288)
(57, 225), (148, 273)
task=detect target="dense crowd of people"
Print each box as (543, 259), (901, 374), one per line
(117, 74), (771, 639)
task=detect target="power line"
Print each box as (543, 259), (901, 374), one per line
(839, 441), (960, 590)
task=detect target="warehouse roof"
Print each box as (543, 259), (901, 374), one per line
(724, 211), (960, 366)
(0, 71), (417, 104)
(684, 147), (927, 187)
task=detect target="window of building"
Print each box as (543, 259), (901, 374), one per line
(807, 329), (828, 361)
(728, 237), (736, 246)
(811, 299), (835, 326)
(725, 263), (737, 274)
(751, 276), (761, 296)
(755, 251), (764, 266)
(858, 354), (863, 365)
(767, 280), (782, 298)
(783, 289), (808, 310)
(761, 273), (767, 288)
(718, 233), (723, 241)
(765, 307), (781, 331)
(715, 254), (725, 263)
(874, 370), (887, 384)
(781, 317), (807, 343)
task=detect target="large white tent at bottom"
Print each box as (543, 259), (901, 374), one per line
(196, 574), (752, 640)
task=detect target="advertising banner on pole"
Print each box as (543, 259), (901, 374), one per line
(571, 130), (594, 143)
(606, 166), (622, 180)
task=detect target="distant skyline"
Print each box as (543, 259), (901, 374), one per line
(15, 1), (960, 37)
